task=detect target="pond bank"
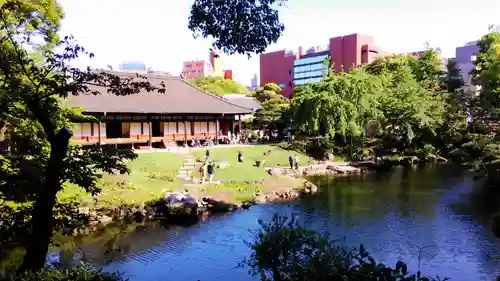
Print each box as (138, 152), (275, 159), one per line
(70, 176), (319, 236)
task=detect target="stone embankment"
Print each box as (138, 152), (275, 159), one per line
(72, 179), (319, 236)
(266, 162), (362, 177)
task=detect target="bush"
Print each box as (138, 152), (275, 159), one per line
(242, 214), (448, 281)
(15, 264), (125, 281)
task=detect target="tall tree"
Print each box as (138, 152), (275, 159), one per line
(473, 32), (500, 122)
(0, 1), (164, 272)
(434, 59), (468, 153)
(252, 83), (289, 130)
(1, 0), (290, 272)
(411, 48), (444, 90)
(290, 69), (381, 138)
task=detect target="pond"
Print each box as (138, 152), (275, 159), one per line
(52, 165), (500, 280)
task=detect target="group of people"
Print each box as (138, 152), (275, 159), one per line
(289, 154), (300, 170)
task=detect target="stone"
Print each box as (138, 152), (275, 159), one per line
(266, 168), (281, 176)
(304, 181), (318, 194)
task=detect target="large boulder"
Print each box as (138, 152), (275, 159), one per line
(163, 192), (198, 216)
(303, 181), (318, 194)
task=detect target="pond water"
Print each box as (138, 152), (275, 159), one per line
(53, 165), (500, 281)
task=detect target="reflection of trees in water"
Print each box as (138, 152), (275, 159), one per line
(307, 165), (467, 227)
(55, 222), (191, 267)
(397, 168), (411, 217)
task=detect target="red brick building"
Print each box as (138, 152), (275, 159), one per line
(259, 33), (383, 98)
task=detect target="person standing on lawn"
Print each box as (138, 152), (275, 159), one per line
(207, 161), (215, 183)
(205, 149), (210, 164)
(289, 154), (295, 170)
(295, 155), (299, 170)
(238, 150), (243, 163)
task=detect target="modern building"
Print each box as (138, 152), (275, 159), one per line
(181, 59), (214, 79)
(119, 61), (147, 73)
(259, 33), (383, 98)
(182, 51), (233, 80)
(67, 71), (252, 148)
(455, 42), (480, 96)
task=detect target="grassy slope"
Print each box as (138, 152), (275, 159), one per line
(188, 145), (312, 203)
(190, 144), (312, 181)
(59, 152), (184, 208)
(56, 144), (311, 208)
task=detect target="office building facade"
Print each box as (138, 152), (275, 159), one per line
(260, 33), (382, 98)
(455, 42), (480, 96)
(182, 51), (233, 80)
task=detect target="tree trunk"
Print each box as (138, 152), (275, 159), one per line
(18, 128), (71, 273)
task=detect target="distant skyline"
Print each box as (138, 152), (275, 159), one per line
(58, 0), (499, 85)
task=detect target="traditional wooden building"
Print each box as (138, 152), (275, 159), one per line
(67, 72), (253, 147)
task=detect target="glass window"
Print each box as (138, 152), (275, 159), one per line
(310, 63), (327, 71)
(279, 83), (285, 88)
(308, 77), (322, 83)
(294, 55), (328, 66)
(309, 70), (324, 77)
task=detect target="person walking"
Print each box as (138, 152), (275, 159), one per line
(238, 150), (244, 163)
(207, 161), (215, 183)
(288, 154), (295, 170)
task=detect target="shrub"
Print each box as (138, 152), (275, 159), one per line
(16, 264), (125, 281)
(242, 214), (448, 281)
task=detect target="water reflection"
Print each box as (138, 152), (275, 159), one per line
(36, 165), (500, 280)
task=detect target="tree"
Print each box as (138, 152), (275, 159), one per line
(252, 83), (289, 131)
(290, 69), (381, 138)
(188, 0), (287, 56)
(188, 76), (249, 96)
(0, 1), (164, 272)
(434, 59), (468, 154)
(473, 32), (500, 122)
(411, 48), (444, 90)
(366, 54), (446, 154)
(1, 0), (290, 273)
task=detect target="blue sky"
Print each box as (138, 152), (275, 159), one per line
(58, 0), (499, 85)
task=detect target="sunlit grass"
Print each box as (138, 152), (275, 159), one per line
(58, 152), (184, 208)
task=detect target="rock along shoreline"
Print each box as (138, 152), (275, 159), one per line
(70, 178), (320, 237)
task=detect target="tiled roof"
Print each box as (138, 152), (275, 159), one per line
(67, 72), (253, 115)
(222, 94), (261, 112)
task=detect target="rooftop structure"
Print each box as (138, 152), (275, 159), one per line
(67, 71), (252, 147)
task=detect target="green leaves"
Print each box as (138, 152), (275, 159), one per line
(291, 69), (382, 138)
(243, 214), (447, 281)
(188, 76), (249, 96)
(188, 0), (287, 56)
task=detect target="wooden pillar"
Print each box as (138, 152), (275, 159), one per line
(215, 116), (219, 144)
(238, 115), (242, 131)
(148, 119), (152, 148)
(183, 119), (188, 146)
(97, 118), (102, 147)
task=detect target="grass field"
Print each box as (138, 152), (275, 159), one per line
(59, 152), (184, 208)
(190, 144), (312, 181)
(54, 144), (311, 208)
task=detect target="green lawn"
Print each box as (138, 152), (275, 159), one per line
(190, 144), (312, 181)
(59, 152), (184, 208)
